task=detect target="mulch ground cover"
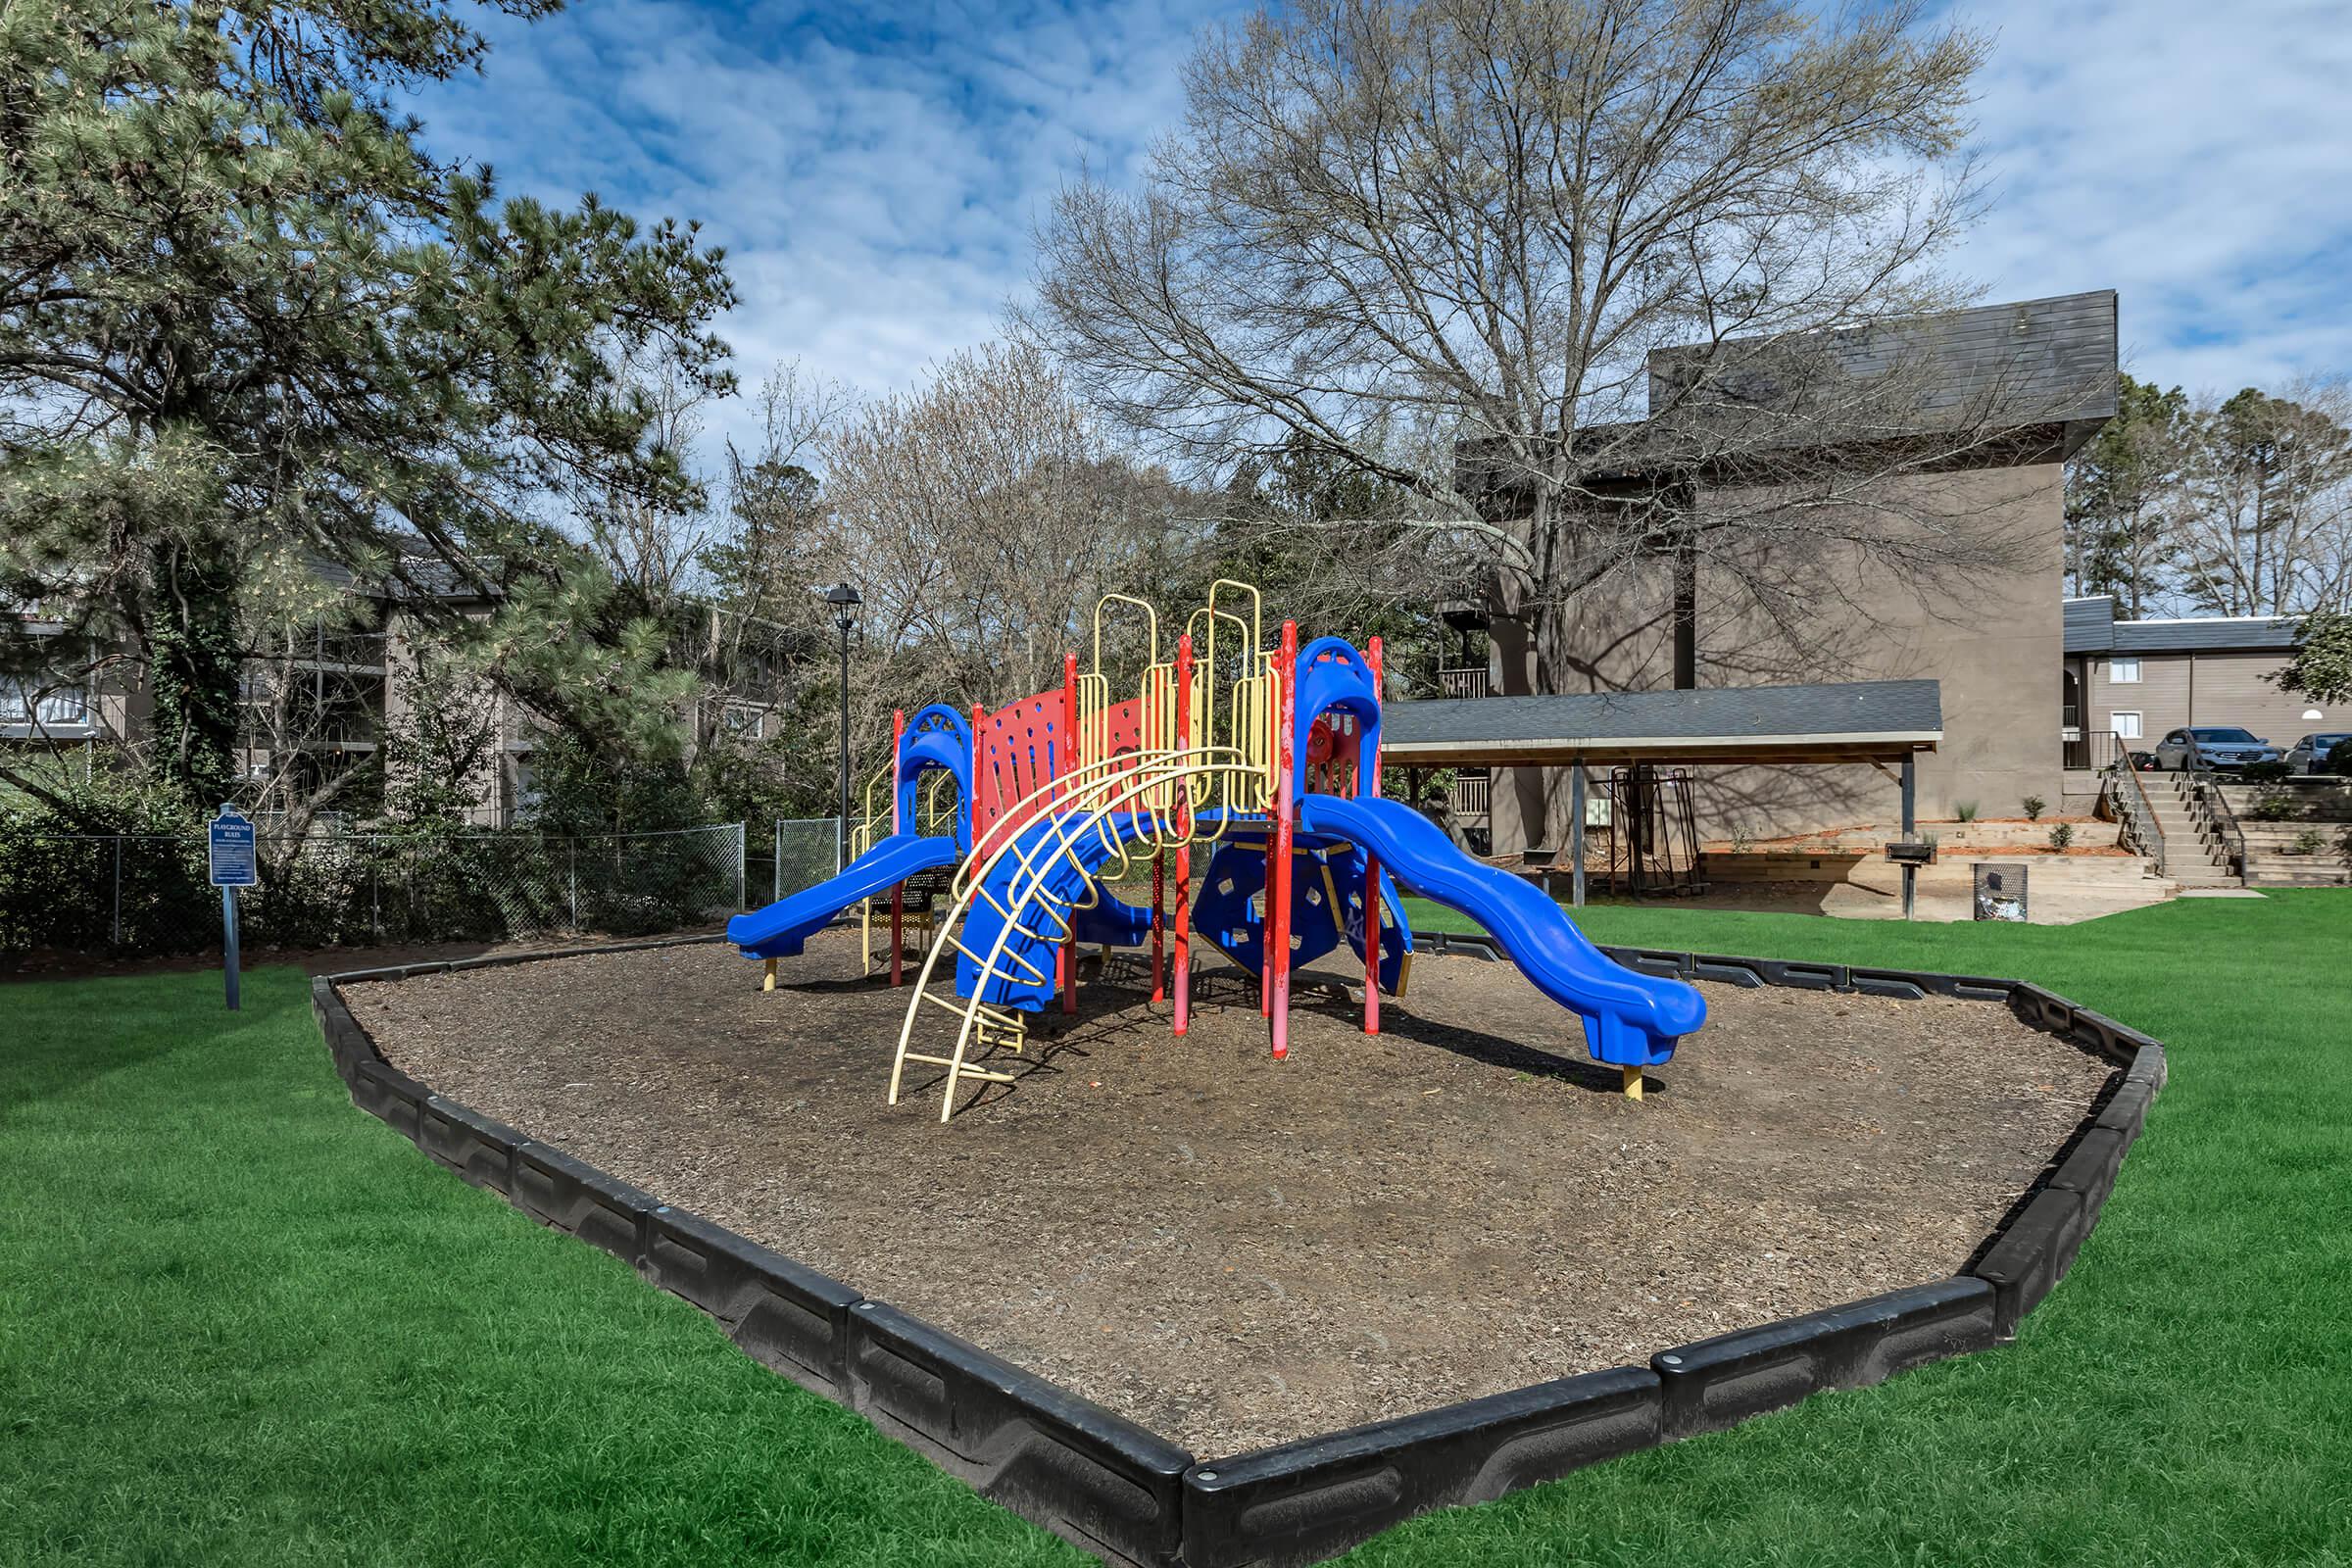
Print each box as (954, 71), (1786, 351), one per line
(346, 929), (2108, 1456)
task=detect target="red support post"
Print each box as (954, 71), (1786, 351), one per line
(1270, 620), (1298, 1059)
(1061, 651), (1081, 804)
(891, 709), (906, 987)
(1361, 641), (1382, 1034)
(1173, 635), (1194, 1036)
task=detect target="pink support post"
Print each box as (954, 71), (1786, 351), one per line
(1173, 635), (1194, 1036)
(971, 698), (986, 841)
(1362, 641), (1382, 1035)
(891, 709), (906, 987)
(1061, 651), (1079, 1014)
(1270, 620), (1298, 1060)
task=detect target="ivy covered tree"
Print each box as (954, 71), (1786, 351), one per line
(0, 0), (735, 815)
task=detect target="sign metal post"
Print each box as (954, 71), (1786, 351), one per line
(208, 805), (258, 1011)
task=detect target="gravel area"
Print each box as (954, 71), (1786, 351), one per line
(345, 930), (2110, 1457)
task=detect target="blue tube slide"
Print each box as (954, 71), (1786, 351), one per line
(727, 832), (961, 961)
(1297, 795), (1706, 1066)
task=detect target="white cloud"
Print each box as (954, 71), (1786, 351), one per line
(1953, 0), (2352, 392)
(416, 0), (1227, 465)
(415, 0), (2352, 469)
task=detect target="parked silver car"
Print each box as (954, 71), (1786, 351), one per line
(2151, 726), (2283, 771)
(2285, 732), (2352, 774)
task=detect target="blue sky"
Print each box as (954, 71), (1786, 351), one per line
(416, 0), (2352, 447)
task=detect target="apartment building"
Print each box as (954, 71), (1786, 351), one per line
(2064, 596), (2326, 759)
(6, 555), (800, 825)
(1420, 290), (2119, 855)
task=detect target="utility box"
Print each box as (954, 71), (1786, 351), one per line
(1885, 840), (1937, 867)
(1974, 862), (2029, 922)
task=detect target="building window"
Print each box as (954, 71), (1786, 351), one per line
(2113, 710), (2142, 740)
(2109, 657), (2140, 684)
(1, 678), (89, 729)
(720, 703), (766, 740)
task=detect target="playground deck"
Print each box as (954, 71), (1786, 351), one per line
(347, 932), (2109, 1457)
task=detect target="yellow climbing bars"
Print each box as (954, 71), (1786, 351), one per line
(891, 744), (1269, 1122)
(886, 579), (1283, 1124)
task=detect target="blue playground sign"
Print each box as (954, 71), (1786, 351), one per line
(208, 808), (258, 888)
(209, 806), (255, 1011)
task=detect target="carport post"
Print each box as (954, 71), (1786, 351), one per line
(1900, 752), (1917, 920)
(1570, 762), (1587, 908)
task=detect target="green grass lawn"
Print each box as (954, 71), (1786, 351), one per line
(5, 895), (2350, 1566)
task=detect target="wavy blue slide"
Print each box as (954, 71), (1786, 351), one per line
(1298, 795), (1706, 1066)
(727, 832), (961, 961)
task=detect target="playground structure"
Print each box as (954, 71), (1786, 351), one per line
(726, 582), (1708, 1120)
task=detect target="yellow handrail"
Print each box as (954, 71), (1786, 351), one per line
(1091, 592), (1159, 677)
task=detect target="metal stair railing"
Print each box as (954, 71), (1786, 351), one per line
(2107, 757), (2166, 874)
(2181, 760), (2247, 879)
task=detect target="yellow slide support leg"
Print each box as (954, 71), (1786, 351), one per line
(1622, 1065), (1643, 1101)
(762, 957), (777, 993)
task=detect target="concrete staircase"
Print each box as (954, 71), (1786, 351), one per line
(2144, 774), (2243, 889)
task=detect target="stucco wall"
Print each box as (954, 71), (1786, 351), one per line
(1484, 464), (2068, 853)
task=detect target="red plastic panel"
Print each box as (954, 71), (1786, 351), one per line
(1304, 710), (1362, 796)
(974, 690), (1069, 859)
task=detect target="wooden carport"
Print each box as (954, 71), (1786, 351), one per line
(1380, 679), (1943, 912)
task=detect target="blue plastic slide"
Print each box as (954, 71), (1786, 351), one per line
(956, 810), (1169, 1009)
(1070, 889), (1154, 950)
(727, 832), (961, 961)
(1298, 795), (1706, 1066)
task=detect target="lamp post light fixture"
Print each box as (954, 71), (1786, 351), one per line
(822, 584), (861, 868)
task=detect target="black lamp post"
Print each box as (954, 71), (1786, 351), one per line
(822, 583), (860, 867)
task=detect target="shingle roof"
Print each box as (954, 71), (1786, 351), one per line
(1383, 680), (1940, 765)
(2111, 617), (2299, 654)
(2065, 597), (2302, 655)
(2064, 596), (2116, 652)
(1647, 290), (2119, 455)
(303, 543), (495, 603)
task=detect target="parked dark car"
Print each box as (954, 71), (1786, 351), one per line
(2151, 726), (2284, 771)
(2285, 732), (2352, 774)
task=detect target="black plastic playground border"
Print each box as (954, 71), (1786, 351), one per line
(312, 930), (2164, 1568)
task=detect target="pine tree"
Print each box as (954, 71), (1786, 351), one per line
(2063, 374), (2190, 616)
(0, 0), (736, 810)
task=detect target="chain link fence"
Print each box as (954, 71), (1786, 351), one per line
(771, 815), (845, 903)
(0, 821), (823, 959)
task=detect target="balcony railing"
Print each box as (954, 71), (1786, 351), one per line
(1438, 665), (1491, 700)
(2063, 729), (2124, 771)
(1449, 769), (1492, 818)
(238, 715), (378, 752)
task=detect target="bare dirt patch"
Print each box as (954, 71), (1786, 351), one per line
(345, 930), (2109, 1457)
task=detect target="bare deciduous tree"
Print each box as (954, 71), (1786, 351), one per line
(818, 340), (1195, 719)
(1023, 0), (2071, 688)
(2172, 380), (2352, 617)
